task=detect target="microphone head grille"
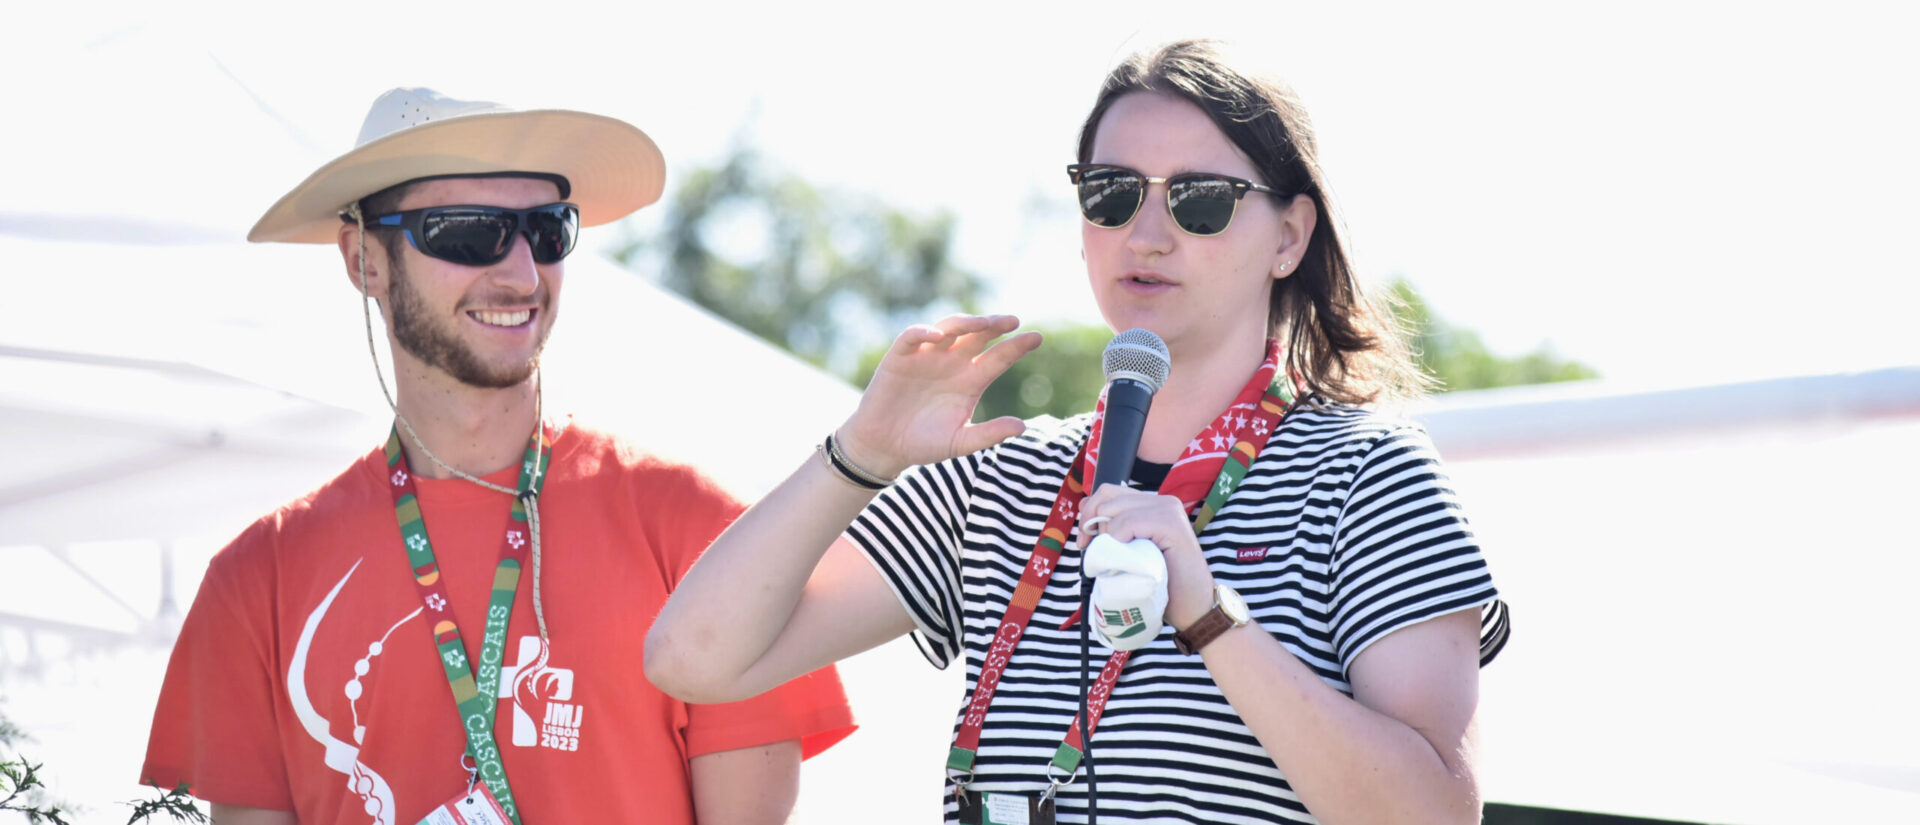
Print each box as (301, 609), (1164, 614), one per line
(1102, 328), (1171, 393)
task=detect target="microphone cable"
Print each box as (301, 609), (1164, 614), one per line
(1080, 552), (1098, 825)
(1080, 328), (1169, 825)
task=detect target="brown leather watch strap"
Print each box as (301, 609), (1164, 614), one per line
(1173, 605), (1235, 655)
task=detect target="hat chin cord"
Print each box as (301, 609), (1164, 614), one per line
(348, 204), (551, 645)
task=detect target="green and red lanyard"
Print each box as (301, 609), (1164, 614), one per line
(947, 343), (1297, 790)
(384, 423), (553, 825)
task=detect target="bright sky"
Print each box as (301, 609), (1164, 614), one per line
(6, 1), (1917, 389)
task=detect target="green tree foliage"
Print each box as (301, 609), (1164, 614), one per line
(0, 711), (70, 825)
(612, 143), (981, 375)
(1388, 278), (1599, 392)
(121, 784), (206, 825)
(1, 706), (207, 825)
(0, 759), (70, 825)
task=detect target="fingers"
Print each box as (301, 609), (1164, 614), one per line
(937, 315), (1023, 363)
(891, 315), (1023, 356)
(888, 324), (946, 356)
(1080, 481), (1140, 512)
(930, 313), (1021, 334)
(951, 416), (1028, 456)
(979, 329), (1043, 376)
(1076, 488), (1188, 548)
(930, 313), (1006, 335)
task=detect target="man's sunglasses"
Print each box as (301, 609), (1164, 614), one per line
(1066, 164), (1278, 237)
(369, 202), (580, 266)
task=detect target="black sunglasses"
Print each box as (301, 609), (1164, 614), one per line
(370, 202), (580, 266)
(1066, 164), (1277, 237)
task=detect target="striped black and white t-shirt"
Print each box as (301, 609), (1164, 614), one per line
(847, 403), (1510, 825)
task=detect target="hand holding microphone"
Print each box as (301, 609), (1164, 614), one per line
(1078, 486), (1219, 650)
(1081, 329), (1187, 653)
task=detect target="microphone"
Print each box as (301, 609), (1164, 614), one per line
(1080, 329), (1169, 825)
(1083, 329), (1174, 652)
(1090, 329), (1172, 492)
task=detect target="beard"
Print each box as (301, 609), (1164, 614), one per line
(384, 257), (550, 389)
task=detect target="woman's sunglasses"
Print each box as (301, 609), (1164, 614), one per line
(1066, 164), (1277, 237)
(370, 202), (580, 267)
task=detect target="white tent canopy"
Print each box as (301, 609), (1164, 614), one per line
(1423, 373), (1920, 822)
(0, 235), (857, 532)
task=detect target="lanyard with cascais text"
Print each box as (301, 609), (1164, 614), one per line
(384, 423), (552, 825)
(948, 357), (1296, 789)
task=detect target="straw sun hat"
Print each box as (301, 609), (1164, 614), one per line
(248, 87), (664, 244)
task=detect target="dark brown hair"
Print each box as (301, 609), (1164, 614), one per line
(1076, 40), (1429, 405)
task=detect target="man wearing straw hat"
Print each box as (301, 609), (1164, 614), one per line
(139, 88), (854, 825)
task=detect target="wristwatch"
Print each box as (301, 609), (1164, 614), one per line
(1173, 584), (1251, 655)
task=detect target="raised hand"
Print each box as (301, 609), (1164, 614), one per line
(836, 314), (1043, 477)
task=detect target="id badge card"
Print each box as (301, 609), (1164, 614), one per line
(957, 788), (1056, 825)
(418, 781), (511, 825)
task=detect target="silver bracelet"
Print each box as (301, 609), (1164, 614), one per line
(822, 433), (896, 489)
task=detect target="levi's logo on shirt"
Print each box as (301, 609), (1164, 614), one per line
(1234, 546), (1271, 562)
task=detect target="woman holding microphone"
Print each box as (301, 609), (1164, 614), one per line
(648, 40), (1509, 825)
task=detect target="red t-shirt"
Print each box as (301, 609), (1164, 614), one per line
(141, 422), (854, 824)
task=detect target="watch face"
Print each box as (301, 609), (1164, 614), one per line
(1217, 585), (1251, 625)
